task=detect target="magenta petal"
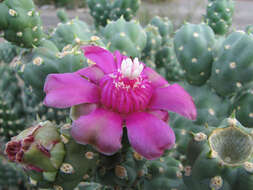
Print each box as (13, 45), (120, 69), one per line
(142, 67), (169, 88)
(148, 109), (169, 123)
(76, 66), (104, 84)
(71, 108), (123, 155)
(114, 50), (127, 70)
(149, 84), (197, 120)
(70, 103), (98, 120)
(126, 112), (175, 160)
(82, 46), (116, 74)
(43, 73), (100, 108)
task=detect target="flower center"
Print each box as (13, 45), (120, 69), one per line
(99, 58), (152, 114)
(121, 58), (144, 80)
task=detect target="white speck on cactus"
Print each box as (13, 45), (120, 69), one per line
(244, 162), (253, 173)
(27, 11), (33, 16)
(208, 108), (215, 116)
(193, 32), (199, 37)
(32, 26), (38, 31)
(194, 132), (207, 141)
(224, 45), (231, 50)
(33, 57), (43, 66)
(121, 58), (144, 80)
(60, 163), (74, 174)
(91, 36), (100, 41)
(9, 9), (17, 16)
(16, 32), (23, 37)
(54, 185), (63, 190)
(229, 62), (236, 69)
(191, 58), (198, 63)
(178, 46), (184, 51)
(236, 82), (242, 88)
(85, 152), (94, 159)
(209, 176), (223, 190)
(120, 32), (126, 37)
(249, 113), (253, 118)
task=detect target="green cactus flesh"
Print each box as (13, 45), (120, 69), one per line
(174, 23), (215, 85)
(0, 0), (44, 48)
(205, 0), (234, 35)
(210, 31), (253, 97)
(102, 17), (147, 58)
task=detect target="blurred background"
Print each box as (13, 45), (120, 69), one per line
(35, 0), (252, 30)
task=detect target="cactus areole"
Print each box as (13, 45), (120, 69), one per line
(43, 46), (197, 160)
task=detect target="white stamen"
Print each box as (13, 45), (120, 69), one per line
(121, 58), (144, 79)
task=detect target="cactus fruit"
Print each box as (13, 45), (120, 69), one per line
(5, 121), (65, 184)
(0, 0), (44, 48)
(205, 0), (234, 35)
(102, 17), (147, 58)
(174, 23), (215, 85)
(5, 121), (101, 190)
(50, 19), (93, 51)
(87, 0), (140, 28)
(183, 115), (253, 190)
(230, 83), (253, 128)
(0, 155), (28, 190)
(0, 41), (19, 63)
(210, 31), (253, 97)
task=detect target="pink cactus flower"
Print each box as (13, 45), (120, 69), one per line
(43, 46), (196, 160)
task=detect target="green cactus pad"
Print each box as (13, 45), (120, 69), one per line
(230, 83), (253, 128)
(205, 0), (234, 35)
(210, 31), (253, 97)
(50, 19), (93, 51)
(174, 23), (215, 85)
(102, 17), (147, 58)
(0, 0), (44, 48)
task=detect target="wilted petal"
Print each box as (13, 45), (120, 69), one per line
(82, 46), (116, 74)
(44, 73), (100, 108)
(71, 108), (123, 155)
(70, 103), (98, 120)
(149, 84), (197, 120)
(126, 112), (175, 160)
(148, 109), (169, 122)
(76, 66), (104, 84)
(142, 67), (168, 88)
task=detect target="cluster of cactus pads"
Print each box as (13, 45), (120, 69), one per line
(1, 0), (253, 189)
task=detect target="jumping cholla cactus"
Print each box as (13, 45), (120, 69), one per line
(3, 0), (253, 189)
